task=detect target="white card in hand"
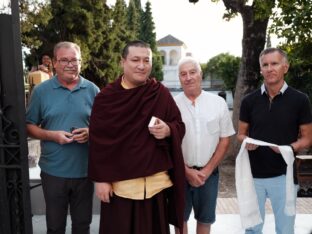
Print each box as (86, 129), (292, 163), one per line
(148, 116), (157, 127)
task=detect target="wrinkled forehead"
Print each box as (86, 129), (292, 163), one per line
(179, 61), (201, 73)
(55, 47), (81, 59)
(260, 51), (287, 64)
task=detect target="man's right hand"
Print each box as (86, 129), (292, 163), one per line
(26, 124), (73, 145)
(95, 182), (113, 203)
(245, 142), (259, 151)
(185, 167), (206, 187)
(50, 131), (74, 144)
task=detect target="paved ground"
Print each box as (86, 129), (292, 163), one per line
(216, 197), (312, 214)
(32, 198), (312, 234)
(32, 214), (312, 234)
(29, 139), (312, 233)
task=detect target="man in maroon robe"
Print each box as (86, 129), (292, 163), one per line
(88, 40), (185, 234)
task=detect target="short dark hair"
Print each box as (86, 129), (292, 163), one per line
(259, 48), (288, 64)
(41, 54), (51, 60)
(122, 40), (151, 59)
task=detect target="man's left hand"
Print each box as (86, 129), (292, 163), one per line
(269, 146), (281, 154)
(72, 128), (89, 143)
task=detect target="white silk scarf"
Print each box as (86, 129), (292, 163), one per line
(235, 137), (296, 228)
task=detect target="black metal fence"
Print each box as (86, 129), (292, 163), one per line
(0, 1), (32, 233)
(297, 158), (312, 197)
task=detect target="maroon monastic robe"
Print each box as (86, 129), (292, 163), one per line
(88, 76), (185, 232)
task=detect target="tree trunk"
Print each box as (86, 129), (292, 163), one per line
(228, 5), (270, 159)
(187, 0), (275, 160)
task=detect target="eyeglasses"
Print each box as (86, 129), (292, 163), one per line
(57, 59), (81, 66)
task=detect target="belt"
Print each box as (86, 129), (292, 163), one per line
(191, 166), (203, 170)
(190, 166), (219, 175)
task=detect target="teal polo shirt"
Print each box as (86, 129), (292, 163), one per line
(26, 76), (99, 178)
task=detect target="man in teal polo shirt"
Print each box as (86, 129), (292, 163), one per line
(26, 41), (99, 234)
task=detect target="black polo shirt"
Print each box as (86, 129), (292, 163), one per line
(240, 85), (312, 178)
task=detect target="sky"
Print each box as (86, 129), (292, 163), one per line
(108, 0), (244, 62)
(1, 0), (255, 62)
(2, 0), (279, 63)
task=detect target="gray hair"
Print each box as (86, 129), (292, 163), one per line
(178, 56), (201, 73)
(53, 41), (81, 59)
(259, 47), (288, 64)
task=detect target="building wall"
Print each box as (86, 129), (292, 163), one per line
(157, 42), (223, 91)
(158, 45), (187, 89)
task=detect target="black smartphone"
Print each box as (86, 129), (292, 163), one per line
(70, 127), (77, 133)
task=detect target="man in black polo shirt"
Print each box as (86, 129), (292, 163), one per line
(237, 47), (312, 234)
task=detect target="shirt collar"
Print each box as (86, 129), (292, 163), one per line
(51, 75), (86, 90)
(261, 82), (288, 95)
(182, 92), (193, 105)
(182, 90), (203, 105)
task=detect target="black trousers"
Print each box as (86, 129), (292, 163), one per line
(40, 171), (94, 234)
(99, 190), (170, 234)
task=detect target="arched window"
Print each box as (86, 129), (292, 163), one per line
(160, 50), (166, 65)
(169, 50), (178, 65)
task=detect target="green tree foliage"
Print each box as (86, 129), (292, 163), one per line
(21, 0), (112, 88)
(46, 0), (108, 69)
(127, 0), (141, 40)
(133, 0), (142, 9)
(271, 0), (312, 45)
(107, 0), (130, 83)
(203, 53), (240, 95)
(140, 1), (163, 81)
(279, 40), (312, 103)
(21, 0), (162, 86)
(196, 0), (311, 155)
(189, 0), (275, 156)
(217, 0), (274, 147)
(82, 2), (114, 88)
(140, 2), (156, 50)
(288, 46), (312, 103)
(20, 0), (53, 67)
(269, 0), (312, 103)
